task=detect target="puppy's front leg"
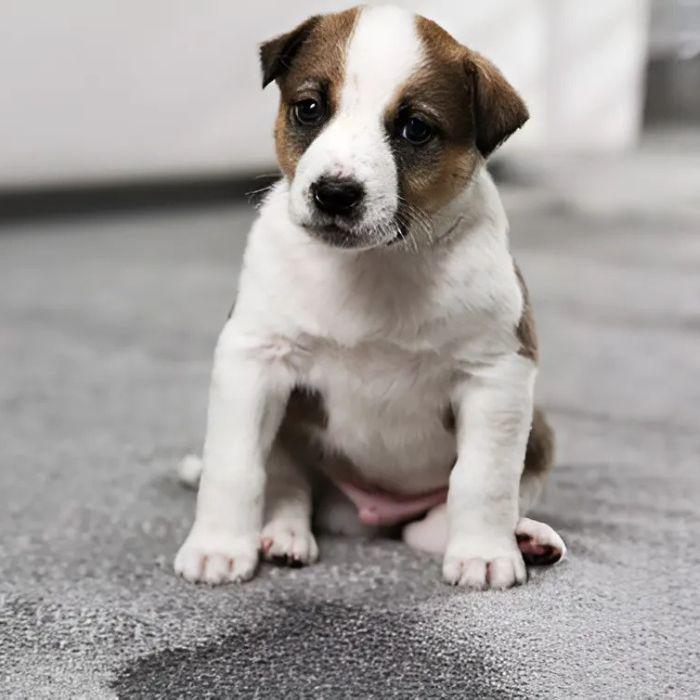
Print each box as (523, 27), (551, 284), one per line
(444, 354), (535, 590)
(175, 321), (293, 584)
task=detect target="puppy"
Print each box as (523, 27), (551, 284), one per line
(175, 5), (566, 590)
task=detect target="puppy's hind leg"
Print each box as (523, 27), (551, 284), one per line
(517, 407), (566, 565)
(518, 407), (554, 514)
(401, 410), (552, 556)
(402, 503), (448, 554)
(260, 441), (318, 567)
(403, 408), (566, 565)
(402, 507), (566, 565)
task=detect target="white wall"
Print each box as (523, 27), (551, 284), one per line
(0, 1), (648, 188)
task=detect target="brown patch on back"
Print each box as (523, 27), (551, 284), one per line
(523, 407), (555, 476)
(260, 9), (360, 179)
(513, 261), (538, 362)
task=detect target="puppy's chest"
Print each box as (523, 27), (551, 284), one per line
(305, 339), (457, 491)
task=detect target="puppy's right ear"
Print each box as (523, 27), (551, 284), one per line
(259, 16), (321, 89)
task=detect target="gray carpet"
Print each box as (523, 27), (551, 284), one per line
(2, 137), (699, 698)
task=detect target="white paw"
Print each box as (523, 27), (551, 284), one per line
(402, 504), (448, 554)
(516, 516), (567, 565)
(260, 520), (319, 566)
(442, 536), (527, 590)
(174, 526), (259, 584)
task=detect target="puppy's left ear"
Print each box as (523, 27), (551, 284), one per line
(260, 16), (321, 89)
(464, 50), (529, 158)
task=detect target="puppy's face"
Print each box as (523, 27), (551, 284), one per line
(260, 6), (528, 250)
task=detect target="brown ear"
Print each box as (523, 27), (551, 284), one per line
(465, 51), (529, 157)
(259, 16), (321, 89)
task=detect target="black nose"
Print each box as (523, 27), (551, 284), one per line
(311, 177), (364, 216)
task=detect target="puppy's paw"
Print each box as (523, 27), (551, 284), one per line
(260, 520), (319, 567)
(442, 536), (526, 590)
(402, 504), (448, 554)
(516, 517), (566, 566)
(174, 526), (259, 584)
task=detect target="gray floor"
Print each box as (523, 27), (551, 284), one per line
(2, 134), (699, 698)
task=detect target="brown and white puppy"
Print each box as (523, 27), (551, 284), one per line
(175, 5), (566, 589)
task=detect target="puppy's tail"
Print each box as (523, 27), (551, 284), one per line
(177, 454), (203, 489)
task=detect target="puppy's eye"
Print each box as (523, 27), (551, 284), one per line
(293, 98), (325, 126)
(401, 116), (433, 145)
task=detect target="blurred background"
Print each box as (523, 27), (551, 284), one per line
(1, 0), (699, 190)
(1, 2), (700, 696)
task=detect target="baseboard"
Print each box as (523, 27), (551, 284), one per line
(0, 172), (281, 224)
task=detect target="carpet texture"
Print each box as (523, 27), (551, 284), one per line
(2, 139), (699, 698)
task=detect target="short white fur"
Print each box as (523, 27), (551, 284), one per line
(174, 6), (551, 589)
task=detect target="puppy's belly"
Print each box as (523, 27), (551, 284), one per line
(306, 348), (457, 495)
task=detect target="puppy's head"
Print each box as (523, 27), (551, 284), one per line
(260, 6), (527, 250)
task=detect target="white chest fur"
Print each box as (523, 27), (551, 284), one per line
(307, 336), (457, 493)
(230, 173), (523, 494)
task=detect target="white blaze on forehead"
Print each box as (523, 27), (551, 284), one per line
(287, 5), (425, 238)
(341, 5), (424, 116)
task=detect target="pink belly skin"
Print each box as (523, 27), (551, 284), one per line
(336, 480), (448, 527)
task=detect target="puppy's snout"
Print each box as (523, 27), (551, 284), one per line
(311, 177), (364, 217)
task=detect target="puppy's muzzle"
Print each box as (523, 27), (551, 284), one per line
(311, 177), (365, 218)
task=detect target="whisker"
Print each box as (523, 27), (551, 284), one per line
(245, 184), (276, 209)
(245, 185), (275, 197)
